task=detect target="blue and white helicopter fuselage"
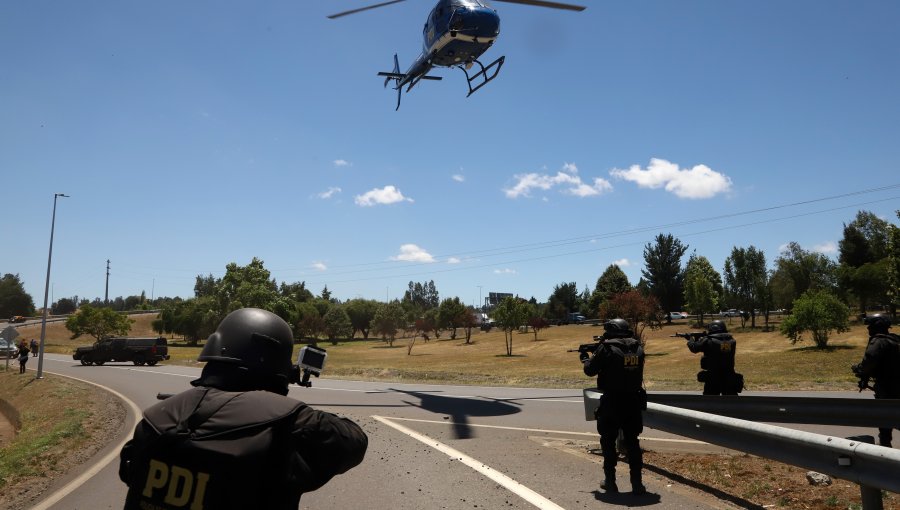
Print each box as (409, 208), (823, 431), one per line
(380, 0), (504, 109)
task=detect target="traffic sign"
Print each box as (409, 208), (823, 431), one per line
(1, 325), (19, 342)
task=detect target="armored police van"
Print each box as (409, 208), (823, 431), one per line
(73, 337), (169, 366)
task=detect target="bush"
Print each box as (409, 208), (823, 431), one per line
(779, 290), (849, 348)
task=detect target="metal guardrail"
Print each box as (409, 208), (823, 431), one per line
(582, 389), (900, 496)
(647, 393), (900, 428)
(643, 402), (900, 494)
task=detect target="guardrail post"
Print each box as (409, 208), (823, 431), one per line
(846, 435), (883, 510)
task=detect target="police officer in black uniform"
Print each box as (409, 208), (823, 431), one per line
(581, 318), (647, 495)
(119, 308), (368, 509)
(852, 313), (900, 447)
(687, 320), (742, 395)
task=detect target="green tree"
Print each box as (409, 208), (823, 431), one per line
(888, 210), (900, 318)
(403, 280), (439, 311)
(295, 302), (323, 341)
(194, 274), (218, 298)
(723, 246), (768, 327)
(546, 282), (579, 321)
(372, 301), (405, 347)
(769, 242), (838, 310)
(437, 297), (468, 340)
(52, 297), (77, 315)
(642, 233), (688, 321)
(0, 273), (35, 318)
(589, 265), (632, 318)
(838, 211), (894, 313)
(779, 290), (850, 348)
(323, 306), (353, 344)
(216, 258), (279, 313)
(279, 281), (314, 303)
(152, 297), (218, 345)
(66, 305), (134, 341)
(345, 299), (379, 339)
(493, 297), (528, 356)
(682, 254), (722, 326)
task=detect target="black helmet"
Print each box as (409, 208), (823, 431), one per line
(707, 320), (727, 334)
(604, 318), (632, 338)
(864, 314), (892, 333)
(199, 308), (295, 390)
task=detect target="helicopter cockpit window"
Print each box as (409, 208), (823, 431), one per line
(449, 9), (464, 31)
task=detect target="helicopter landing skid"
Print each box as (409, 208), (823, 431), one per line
(460, 56), (505, 97)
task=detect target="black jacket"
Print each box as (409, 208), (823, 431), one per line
(583, 337), (645, 395)
(687, 333), (736, 373)
(119, 386), (367, 510)
(854, 333), (900, 397)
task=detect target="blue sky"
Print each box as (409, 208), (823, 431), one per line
(3, 0), (899, 309)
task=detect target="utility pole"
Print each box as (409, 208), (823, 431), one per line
(105, 259), (110, 305)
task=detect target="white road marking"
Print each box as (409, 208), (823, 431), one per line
(385, 416), (708, 444)
(31, 371), (143, 510)
(373, 415), (567, 510)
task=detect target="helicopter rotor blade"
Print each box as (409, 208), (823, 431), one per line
(490, 0), (586, 11)
(327, 0), (408, 19)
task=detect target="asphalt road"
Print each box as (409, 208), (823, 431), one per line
(29, 354), (874, 510)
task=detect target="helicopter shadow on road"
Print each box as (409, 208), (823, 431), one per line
(390, 388), (522, 440)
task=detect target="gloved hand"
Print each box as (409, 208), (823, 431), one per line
(857, 378), (868, 392)
(579, 351), (590, 362)
(851, 364), (861, 376)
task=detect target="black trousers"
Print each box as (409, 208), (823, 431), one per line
(596, 394), (642, 483)
(875, 392), (900, 447)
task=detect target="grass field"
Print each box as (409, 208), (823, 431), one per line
(20, 313), (869, 391)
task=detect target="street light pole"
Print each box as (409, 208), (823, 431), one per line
(36, 193), (68, 379)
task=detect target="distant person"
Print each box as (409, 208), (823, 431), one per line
(30, 338), (38, 357)
(119, 308), (368, 509)
(581, 318), (647, 495)
(17, 340), (30, 374)
(852, 313), (900, 447)
(687, 320), (743, 395)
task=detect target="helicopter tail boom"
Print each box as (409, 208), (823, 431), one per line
(377, 53), (441, 110)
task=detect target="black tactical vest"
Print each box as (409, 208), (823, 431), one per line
(122, 387), (305, 510)
(701, 333), (736, 373)
(595, 338), (645, 394)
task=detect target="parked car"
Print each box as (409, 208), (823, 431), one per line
(667, 312), (688, 320)
(0, 340), (18, 358)
(720, 309), (742, 317)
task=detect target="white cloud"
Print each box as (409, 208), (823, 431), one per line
(318, 187), (341, 199)
(811, 242), (837, 254)
(447, 257), (461, 264)
(390, 244), (435, 263)
(452, 174), (465, 182)
(354, 185), (413, 207)
(610, 158), (732, 199)
(311, 262), (327, 271)
(334, 159), (351, 167)
(494, 268), (517, 275)
(503, 163), (612, 199)
(613, 258), (631, 267)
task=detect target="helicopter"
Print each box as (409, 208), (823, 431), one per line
(328, 0), (585, 110)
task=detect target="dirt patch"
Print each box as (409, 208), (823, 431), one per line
(644, 450), (899, 510)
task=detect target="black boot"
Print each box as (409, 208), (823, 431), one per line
(631, 473), (646, 495)
(600, 479), (618, 493)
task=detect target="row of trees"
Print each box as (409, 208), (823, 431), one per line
(4, 210), (898, 353)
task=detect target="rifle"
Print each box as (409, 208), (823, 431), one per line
(671, 332), (705, 340)
(851, 364), (873, 392)
(567, 335), (607, 355)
